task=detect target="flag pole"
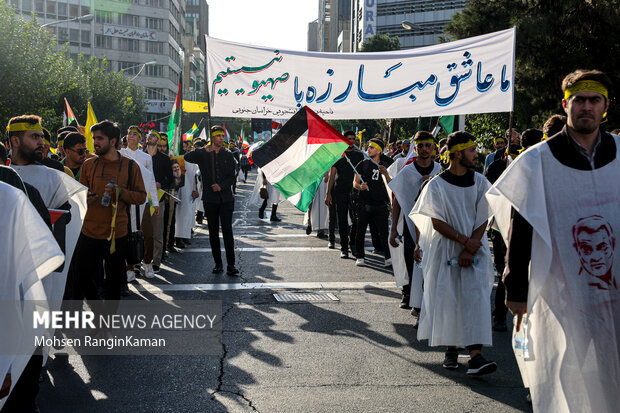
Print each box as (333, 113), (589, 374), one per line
(204, 35), (213, 134)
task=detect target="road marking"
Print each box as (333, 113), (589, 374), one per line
(194, 233), (314, 239)
(130, 281), (396, 293)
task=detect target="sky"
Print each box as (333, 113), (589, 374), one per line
(207, 0), (319, 51)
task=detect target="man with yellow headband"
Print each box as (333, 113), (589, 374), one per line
(411, 131), (495, 376)
(487, 69), (620, 412)
(352, 138), (393, 268)
(388, 131), (442, 313)
(483, 136), (507, 174)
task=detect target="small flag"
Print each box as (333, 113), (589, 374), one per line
(168, 81), (182, 156)
(438, 115), (455, 135)
(183, 123), (199, 141)
(63, 98), (79, 127)
(252, 106), (350, 212)
(84, 102), (97, 153)
(222, 123), (230, 142)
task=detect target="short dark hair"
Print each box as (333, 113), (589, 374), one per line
(63, 132), (86, 150)
(57, 125), (78, 135)
(211, 125), (225, 135)
(414, 131), (434, 143)
(438, 138), (447, 148)
(194, 140), (205, 148)
(542, 114), (567, 138)
(0, 142), (8, 163)
(90, 120), (121, 149)
(520, 128), (543, 148)
(561, 69), (612, 99)
(7, 115), (42, 143)
(369, 138), (385, 150)
(446, 131), (476, 159)
(343, 130), (355, 138)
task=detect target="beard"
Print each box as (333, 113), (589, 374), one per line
(19, 146), (43, 164)
(95, 145), (110, 156)
(459, 157), (476, 169)
(572, 115), (599, 134)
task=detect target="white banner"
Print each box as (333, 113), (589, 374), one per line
(205, 28), (515, 120)
(103, 24), (157, 41)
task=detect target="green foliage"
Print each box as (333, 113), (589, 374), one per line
(443, 0), (620, 131)
(0, 1), (146, 138)
(466, 113), (511, 153)
(360, 33), (401, 52)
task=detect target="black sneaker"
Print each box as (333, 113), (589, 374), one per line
(152, 265), (160, 274)
(212, 263), (224, 274)
(466, 354), (497, 376)
(443, 348), (459, 369)
(340, 251), (348, 259)
(226, 266), (239, 276)
(305, 224), (312, 235)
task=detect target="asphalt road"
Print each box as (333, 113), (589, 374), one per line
(39, 169), (532, 413)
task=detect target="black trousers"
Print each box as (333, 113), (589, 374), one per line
(73, 233), (127, 301)
(334, 195), (356, 252)
(490, 230), (508, 319)
(403, 223), (415, 285)
(205, 201), (235, 266)
(327, 197), (336, 243)
(355, 203), (390, 260)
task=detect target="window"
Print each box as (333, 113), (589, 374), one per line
(95, 11), (113, 24)
(58, 27), (68, 42)
(119, 38), (139, 51)
(57, 2), (66, 17)
(69, 28), (79, 46)
(119, 61), (139, 75)
(146, 41), (163, 54)
(147, 0), (161, 7)
(145, 65), (163, 77)
(35, 0), (44, 16)
(146, 17), (161, 30)
(22, 0), (31, 12)
(146, 88), (166, 100)
(81, 30), (90, 46)
(69, 4), (79, 18)
(118, 14), (139, 26)
(95, 35), (112, 49)
(46, 1), (56, 18)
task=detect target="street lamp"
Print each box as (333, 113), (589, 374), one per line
(125, 61), (157, 81)
(401, 20), (421, 31)
(41, 14), (94, 27)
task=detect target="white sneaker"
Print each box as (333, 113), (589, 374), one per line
(143, 263), (155, 279)
(126, 270), (136, 282)
(384, 258), (393, 268)
(355, 258), (365, 266)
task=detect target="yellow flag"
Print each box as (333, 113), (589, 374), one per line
(84, 102), (98, 153)
(157, 189), (165, 201)
(182, 100), (209, 113)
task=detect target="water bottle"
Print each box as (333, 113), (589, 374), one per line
(447, 256), (479, 267)
(101, 180), (114, 207)
(513, 314), (529, 358)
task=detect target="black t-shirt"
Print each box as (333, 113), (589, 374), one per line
(41, 157), (65, 172)
(439, 168), (475, 187)
(414, 161), (435, 176)
(332, 149), (364, 194)
(355, 157), (391, 205)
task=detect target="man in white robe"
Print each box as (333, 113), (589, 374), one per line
(303, 172), (330, 238)
(249, 167), (282, 221)
(487, 69), (620, 413)
(175, 159), (199, 242)
(411, 131), (495, 375)
(0, 182), (64, 411)
(388, 132), (442, 311)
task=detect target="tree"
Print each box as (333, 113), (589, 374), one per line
(443, 0), (620, 131)
(360, 33), (401, 52)
(0, 1), (146, 137)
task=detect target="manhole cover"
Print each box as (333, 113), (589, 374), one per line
(273, 293), (339, 302)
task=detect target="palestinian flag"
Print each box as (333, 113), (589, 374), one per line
(252, 106), (350, 212)
(183, 123), (199, 141)
(63, 98), (79, 127)
(168, 81), (182, 156)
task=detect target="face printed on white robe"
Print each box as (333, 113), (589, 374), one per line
(572, 215), (617, 289)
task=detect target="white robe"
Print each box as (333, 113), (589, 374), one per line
(249, 167), (282, 208)
(175, 161), (199, 239)
(411, 172), (493, 347)
(387, 161), (441, 290)
(486, 136), (620, 413)
(303, 178), (329, 231)
(120, 150), (159, 232)
(0, 182), (63, 409)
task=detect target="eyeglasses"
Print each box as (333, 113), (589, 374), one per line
(68, 148), (86, 155)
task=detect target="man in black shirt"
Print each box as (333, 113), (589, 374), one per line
(61, 132), (87, 180)
(326, 131), (364, 258)
(184, 126), (238, 275)
(353, 138), (392, 267)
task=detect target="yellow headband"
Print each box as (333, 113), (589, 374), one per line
(6, 122), (43, 133)
(211, 131), (226, 138)
(440, 140), (476, 163)
(128, 127), (142, 135)
(149, 130), (160, 139)
(43, 138), (51, 146)
(415, 138), (435, 145)
(369, 141), (383, 152)
(564, 80), (608, 100)
(494, 137), (507, 143)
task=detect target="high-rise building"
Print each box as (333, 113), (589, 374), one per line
(313, 0), (351, 52)
(307, 19), (319, 51)
(351, 0), (468, 51)
(185, 0), (208, 52)
(9, 0), (209, 128)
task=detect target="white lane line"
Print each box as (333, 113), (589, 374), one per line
(182, 247), (329, 252)
(130, 281), (396, 292)
(194, 234), (313, 239)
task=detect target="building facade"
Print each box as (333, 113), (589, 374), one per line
(9, 0), (209, 127)
(352, 0), (468, 51)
